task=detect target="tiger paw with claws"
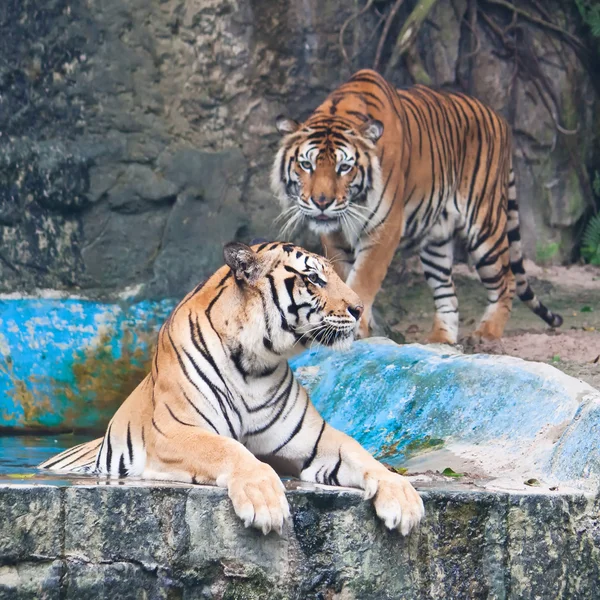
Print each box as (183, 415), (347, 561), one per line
(226, 463), (291, 535)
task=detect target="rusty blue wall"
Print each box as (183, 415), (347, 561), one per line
(0, 298), (174, 431)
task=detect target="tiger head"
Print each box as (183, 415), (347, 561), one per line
(270, 115), (383, 238)
(223, 241), (363, 353)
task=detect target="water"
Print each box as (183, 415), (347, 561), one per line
(0, 434), (94, 485)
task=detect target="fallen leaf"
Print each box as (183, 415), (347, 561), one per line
(583, 326), (596, 332)
(441, 467), (463, 478)
(593, 355), (599, 364)
(6, 473), (35, 479)
(524, 478), (541, 487)
(581, 306), (593, 313)
(382, 463), (408, 475)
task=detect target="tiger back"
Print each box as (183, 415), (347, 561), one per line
(272, 69), (562, 343)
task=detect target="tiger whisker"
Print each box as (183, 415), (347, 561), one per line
(273, 204), (299, 225)
(279, 208), (304, 239)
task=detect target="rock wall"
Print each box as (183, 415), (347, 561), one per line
(1, 483), (599, 599)
(0, 0), (595, 300)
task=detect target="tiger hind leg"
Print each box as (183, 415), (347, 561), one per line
(468, 231), (516, 341)
(420, 237), (459, 345)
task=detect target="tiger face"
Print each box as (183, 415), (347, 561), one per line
(270, 117), (383, 238)
(223, 241), (363, 351)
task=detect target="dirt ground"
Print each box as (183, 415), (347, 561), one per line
(374, 258), (600, 391)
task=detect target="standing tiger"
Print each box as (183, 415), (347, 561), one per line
(40, 241), (424, 536)
(271, 69), (563, 344)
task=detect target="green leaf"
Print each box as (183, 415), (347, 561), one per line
(581, 213), (600, 265)
(382, 462), (408, 475)
(391, 466), (408, 475)
(441, 467), (463, 478)
(551, 354), (561, 362)
(524, 478), (541, 487)
(581, 306), (593, 313)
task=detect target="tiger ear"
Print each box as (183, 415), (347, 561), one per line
(223, 242), (264, 285)
(276, 115), (300, 135)
(359, 119), (384, 142)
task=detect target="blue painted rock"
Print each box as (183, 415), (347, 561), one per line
(1, 298), (598, 490)
(290, 339), (600, 491)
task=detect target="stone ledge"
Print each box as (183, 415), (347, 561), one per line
(0, 482), (598, 599)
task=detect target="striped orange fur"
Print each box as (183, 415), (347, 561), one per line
(272, 69), (562, 343)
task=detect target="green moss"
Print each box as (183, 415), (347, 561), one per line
(535, 241), (561, 264)
(404, 435), (445, 455)
(567, 169), (586, 220)
(374, 435), (444, 463)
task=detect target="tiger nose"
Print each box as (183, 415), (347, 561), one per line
(347, 304), (363, 321)
(312, 194), (335, 211)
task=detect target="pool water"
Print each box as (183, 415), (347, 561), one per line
(0, 434), (95, 484)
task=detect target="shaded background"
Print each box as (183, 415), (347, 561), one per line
(0, 0), (599, 301)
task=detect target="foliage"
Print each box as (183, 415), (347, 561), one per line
(575, 3), (600, 264)
(594, 171), (600, 197)
(581, 213), (600, 265)
(575, 0), (600, 38)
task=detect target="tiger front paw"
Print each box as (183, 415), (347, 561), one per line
(364, 472), (425, 536)
(227, 463), (291, 535)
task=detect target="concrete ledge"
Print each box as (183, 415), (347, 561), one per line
(1, 482), (598, 599)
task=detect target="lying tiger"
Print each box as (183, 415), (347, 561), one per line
(272, 69), (563, 344)
(40, 241), (424, 536)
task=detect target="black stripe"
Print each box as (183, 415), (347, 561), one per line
(105, 424), (113, 473)
(272, 397), (309, 454)
(217, 270), (233, 288)
(246, 370), (295, 427)
(118, 454), (127, 478)
(43, 443), (100, 471)
(519, 286), (535, 302)
(165, 402), (197, 427)
(327, 451), (343, 486)
(178, 385), (219, 433)
(511, 260), (525, 275)
(230, 346), (249, 380)
(152, 417), (166, 436)
(191, 278), (208, 296)
(507, 228), (520, 243)
(41, 442), (94, 469)
(180, 344), (239, 437)
(126, 422), (133, 464)
(267, 274), (292, 333)
(301, 420), (326, 472)
(421, 256), (451, 277)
